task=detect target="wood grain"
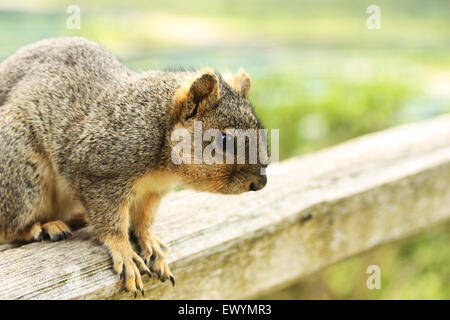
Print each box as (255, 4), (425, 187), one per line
(1, 115), (450, 299)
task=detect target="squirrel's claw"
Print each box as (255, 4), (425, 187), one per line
(149, 255), (174, 285)
(139, 235), (174, 286)
(107, 239), (149, 298)
(35, 231), (45, 242)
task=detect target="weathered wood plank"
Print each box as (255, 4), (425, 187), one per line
(1, 115), (450, 299)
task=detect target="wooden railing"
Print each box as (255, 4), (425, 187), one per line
(1, 115), (450, 299)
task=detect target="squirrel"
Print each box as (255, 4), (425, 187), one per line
(0, 37), (268, 296)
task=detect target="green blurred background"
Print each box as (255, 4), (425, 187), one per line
(0, 0), (449, 299)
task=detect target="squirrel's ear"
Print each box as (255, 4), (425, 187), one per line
(174, 71), (220, 122)
(188, 71), (220, 106)
(229, 69), (251, 98)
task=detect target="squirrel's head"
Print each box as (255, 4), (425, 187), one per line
(168, 68), (268, 194)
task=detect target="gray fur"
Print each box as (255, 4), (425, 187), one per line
(0, 37), (267, 285)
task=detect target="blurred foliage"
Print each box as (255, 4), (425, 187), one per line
(259, 223), (450, 299)
(0, 0), (449, 299)
(252, 72), (417, 158)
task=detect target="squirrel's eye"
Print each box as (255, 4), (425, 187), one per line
(221, 133), (234, 153)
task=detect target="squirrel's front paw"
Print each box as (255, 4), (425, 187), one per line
(140, 235), (175, 286)
(106, 239), (151, 297)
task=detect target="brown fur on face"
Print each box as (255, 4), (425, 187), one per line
(169, 69), (268, 194)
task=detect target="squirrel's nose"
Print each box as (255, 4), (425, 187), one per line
(249, 175), (267, 191)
